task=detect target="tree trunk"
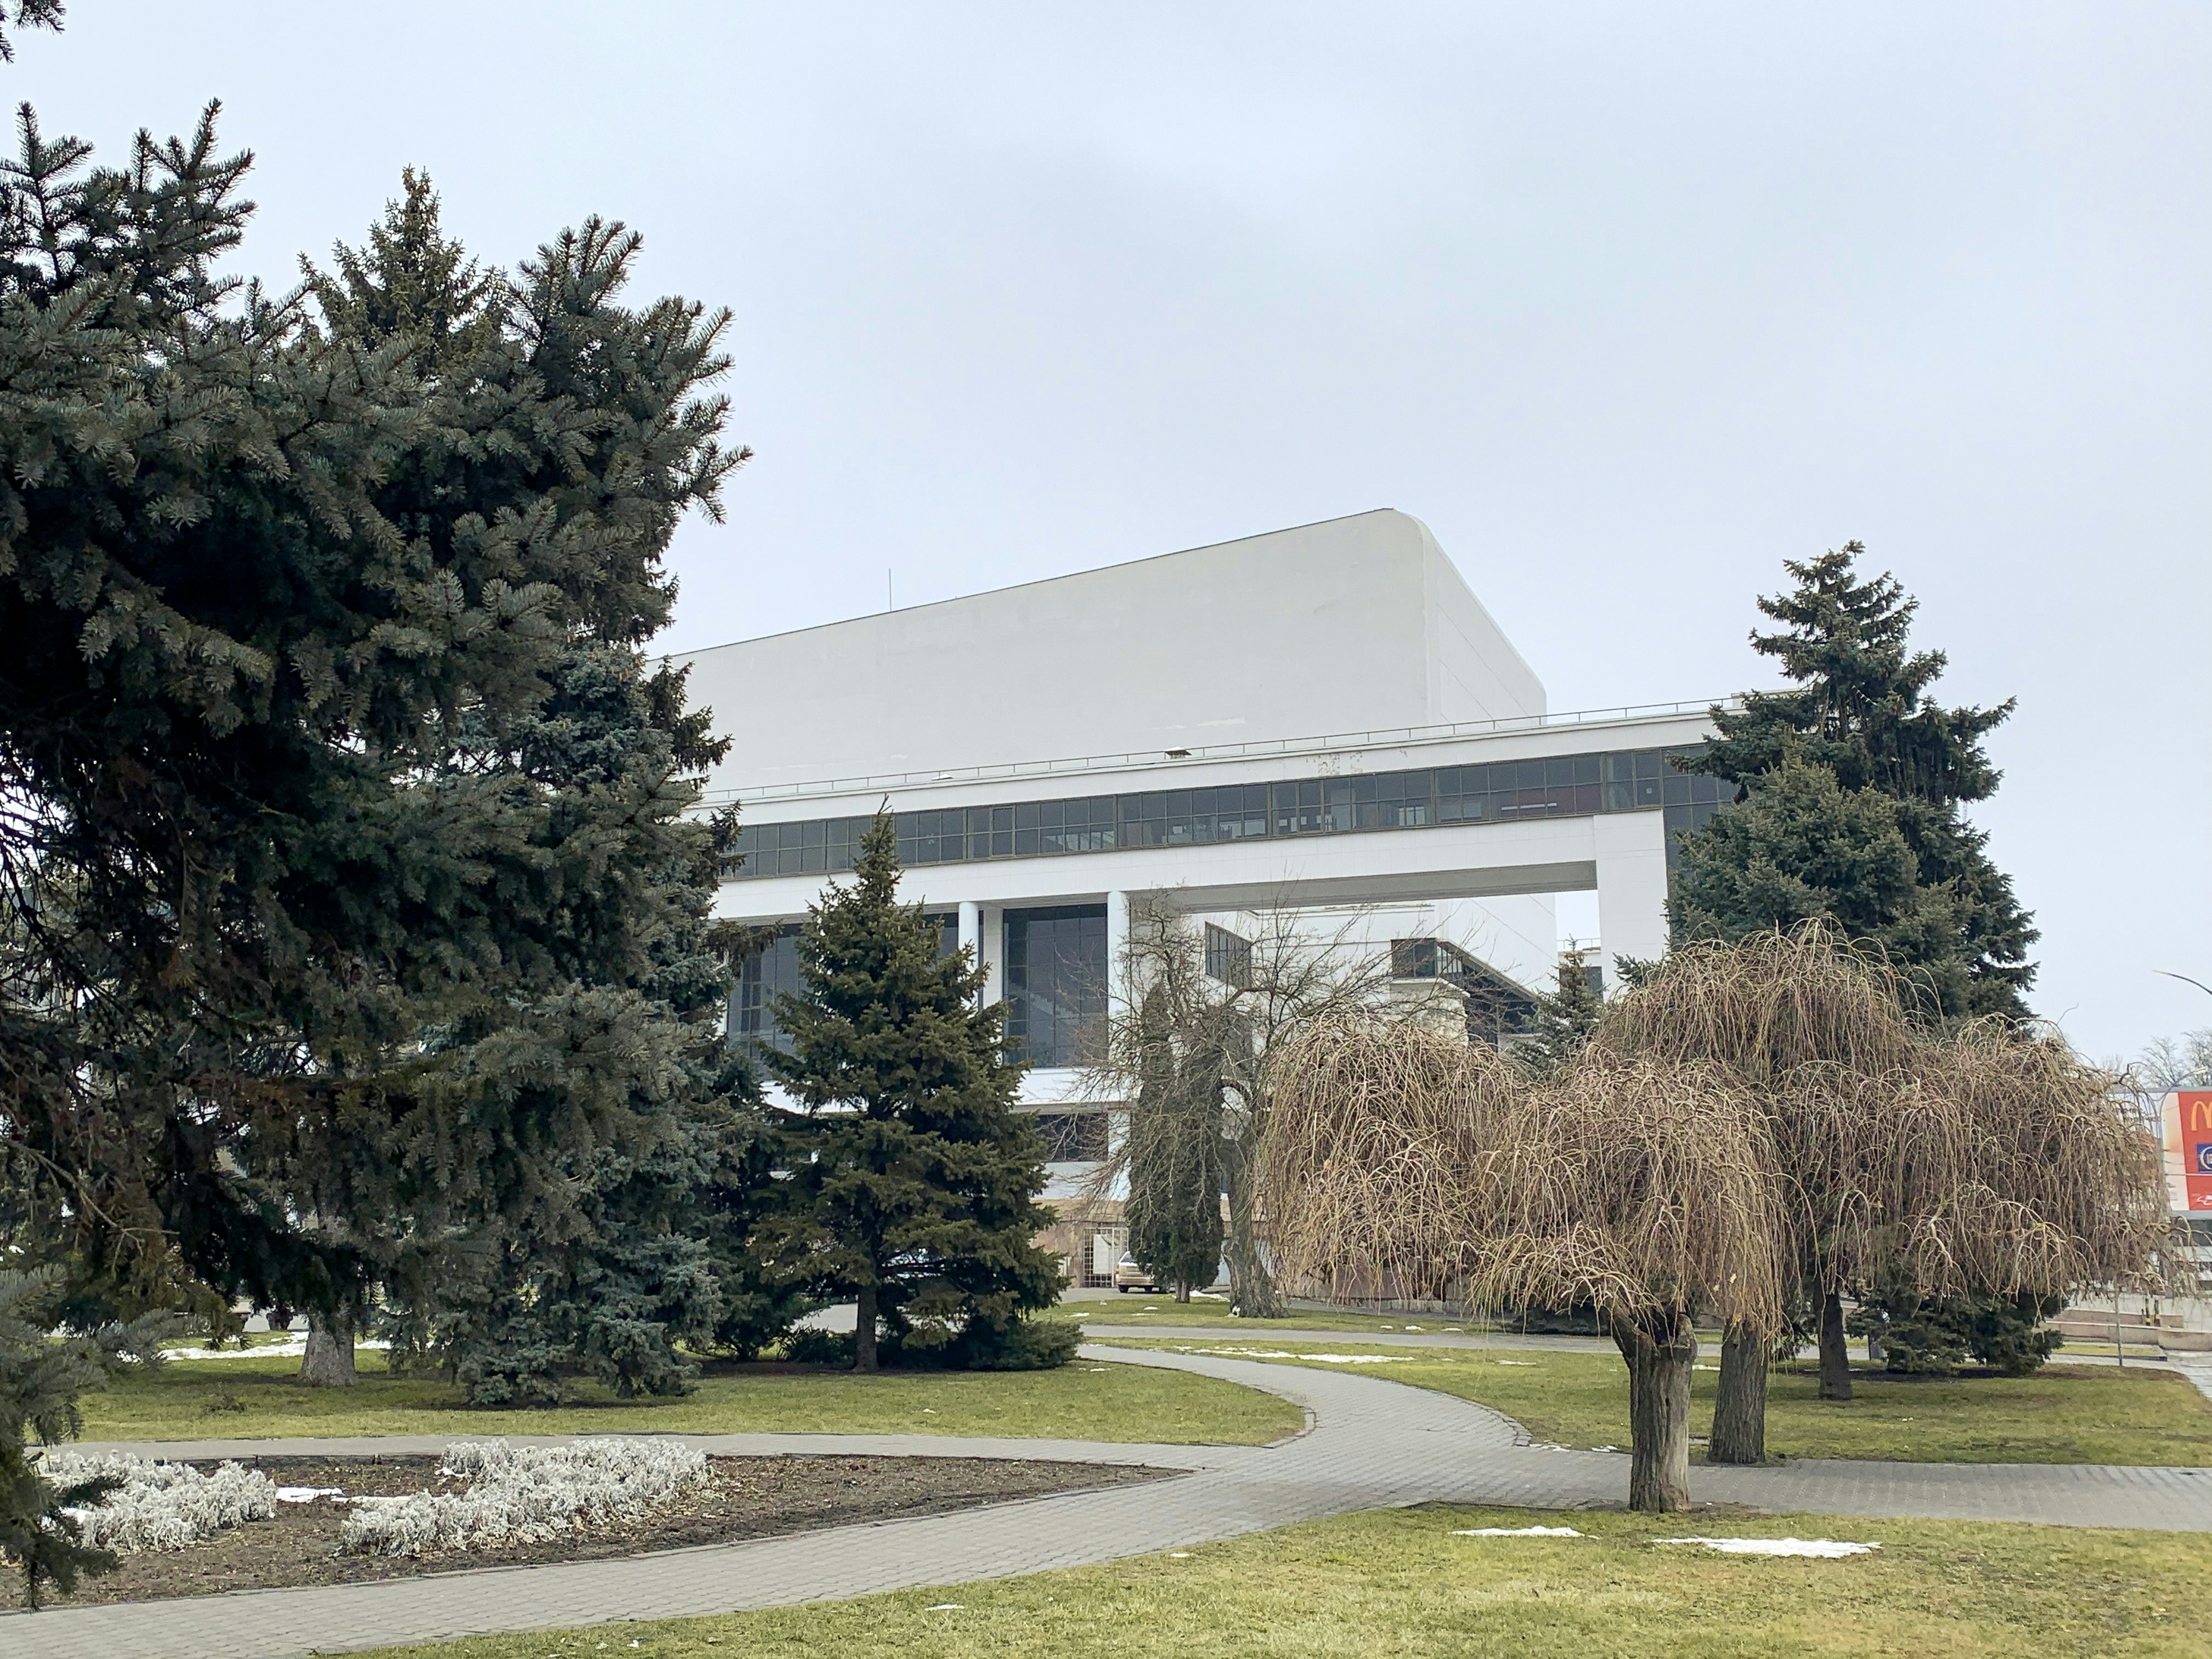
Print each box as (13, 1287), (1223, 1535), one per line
(853, 1282), (880, 1373)
(1176, 1285), (1191, 1304)
(1610, 1309), (1696, 1511)
(300, 1310), (358, 1388)
(1223, 1156), (1284, 1318)
(1818, 1291), (1853, 1401)
(1707, 1320), (1768, 1464)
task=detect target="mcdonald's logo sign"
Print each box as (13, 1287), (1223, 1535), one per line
(2164, 1092), (2212, 1214)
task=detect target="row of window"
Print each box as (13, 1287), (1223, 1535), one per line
(733, 904), (1108, 1069)
(726, 746), (1728, 880)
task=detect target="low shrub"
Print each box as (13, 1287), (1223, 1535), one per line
(780, 1327), (855, 1367)
(38, 1452), (276, 1553)
(1850, 1272), (2062, 1378)
(949, 1315), (1082, 1371)
(338, 1437), (709, 1558)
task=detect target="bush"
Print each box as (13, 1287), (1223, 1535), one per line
(340, 1438), (708, 1558)
(946, 1315), (1082, 1372)
(38, 1453), (276, 1553)
(780, 1327), (855, 1367)
(1849, 1269), (2061, 1378)
(1965, 1293), (2063, 1376)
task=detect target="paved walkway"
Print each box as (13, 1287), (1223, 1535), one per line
(16, 1344), (2212, 1659)
(1080, 1321), (2205, 1370)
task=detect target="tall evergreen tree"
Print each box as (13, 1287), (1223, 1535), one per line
(1674, 546), (2041, 1409)
(1124, 988), (1227, 1301)
(1676, 545), (2036, 1018)
(759, 814), (1063, 1372)
(370, 647), (802, 1405)
(0, 61), (741, 1595)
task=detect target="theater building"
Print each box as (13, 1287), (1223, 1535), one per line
(680, 510), (1725, 1285)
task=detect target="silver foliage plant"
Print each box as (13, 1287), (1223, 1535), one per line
(40, 1453), (278, 1553)
(340, 1438), (710, 1558)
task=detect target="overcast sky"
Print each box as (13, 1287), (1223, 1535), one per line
(21, 5), (2209, 1064)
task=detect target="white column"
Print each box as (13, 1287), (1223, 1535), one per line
(1593, 812), (1672, 983)
(1105, 889), (1132, 1028)
(957, 900), (981, 1001)
(979, 904), (1005, 1005)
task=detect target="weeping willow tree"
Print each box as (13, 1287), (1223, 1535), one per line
(1598, 927), (2171, 1460)
(1264, 1018), (1786, 1509)
(1595, 928), (1922, 1436)
(1261, 926), (2174, 1505)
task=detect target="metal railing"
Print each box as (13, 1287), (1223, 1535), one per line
(694, 697), (1734, 810)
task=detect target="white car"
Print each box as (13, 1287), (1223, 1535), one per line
(1114, 1255), (1163, 1292)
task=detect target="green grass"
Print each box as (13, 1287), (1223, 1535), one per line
(1110, 1340), (2212, 1465)
(76, 1351), (1302, 1446)
(360, 1504), (2212, 1659)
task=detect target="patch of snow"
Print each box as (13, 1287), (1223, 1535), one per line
(1658, 1536), (1879, 1558)
(1454, 1525), (1583, 1538)
(161, 1338), (392, 1362)
(274, 1487), (346, 1504)
(926, 1603), (963, 1611)
(1494, 1360), (1539, 1367)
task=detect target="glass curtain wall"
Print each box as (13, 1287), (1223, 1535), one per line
(1004, 905), (1107, 1068)
(733, 913), (960, 1054)
(728, 748), (1730, 881)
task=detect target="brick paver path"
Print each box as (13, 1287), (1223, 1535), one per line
(15, 1344), (2211, 1659)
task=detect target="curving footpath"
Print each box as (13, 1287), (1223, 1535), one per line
(15, 1343), (2212, 1659)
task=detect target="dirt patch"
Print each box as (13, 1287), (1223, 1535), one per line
(44, 1453), (1170, 1607)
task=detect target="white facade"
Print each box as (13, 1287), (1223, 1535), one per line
(679, 509), (1545, 789)
(682, 511), (1721, 1239)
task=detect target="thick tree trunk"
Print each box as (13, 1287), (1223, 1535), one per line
(1818, 1291), (1853, 1401)
(1707, 1320), (1768, 1464)
(1610, 1310), (1696, 1511)
(300, 1311), (357, 1388)
(1176, 1285), (1191, 1304)
(853, 1282), (881, 1373)
(1223, 1153), (1284, 1318)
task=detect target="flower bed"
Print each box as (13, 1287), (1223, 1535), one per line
(339, 1437), (711, 1557)
(40, 1452), (277, 1552)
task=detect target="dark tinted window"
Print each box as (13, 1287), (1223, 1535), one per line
(726, 746), (1716, 879)
(1005, 905), (1107, 1068)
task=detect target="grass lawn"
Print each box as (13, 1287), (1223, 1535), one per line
(1066, 1297), (1503, 1335)
(75, 1350), (1301, 1446)
(1110, 1340), (2212, 1465)
(360, 1504), (2212, 1659)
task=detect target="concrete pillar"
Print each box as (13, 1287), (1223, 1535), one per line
(1593, 812), (1672, 981)
(957, 900), (981, 1001)
(979, 904), (1005, 1006)
(1105, 889), (1132, 1028)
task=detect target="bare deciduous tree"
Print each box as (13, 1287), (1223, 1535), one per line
(1258, 926), (2174, 1509)
(1084, 898), (1402, 1318)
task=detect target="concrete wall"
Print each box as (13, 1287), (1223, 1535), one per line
(677, 510), (1544, 793)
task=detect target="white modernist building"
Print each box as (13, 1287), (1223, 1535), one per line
(681, 510), (1726, 1282)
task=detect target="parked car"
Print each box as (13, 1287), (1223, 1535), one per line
(1114, 1255), (1163, 1293)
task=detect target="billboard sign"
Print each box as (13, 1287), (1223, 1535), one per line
(2162, 1091), (2212, 1214)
